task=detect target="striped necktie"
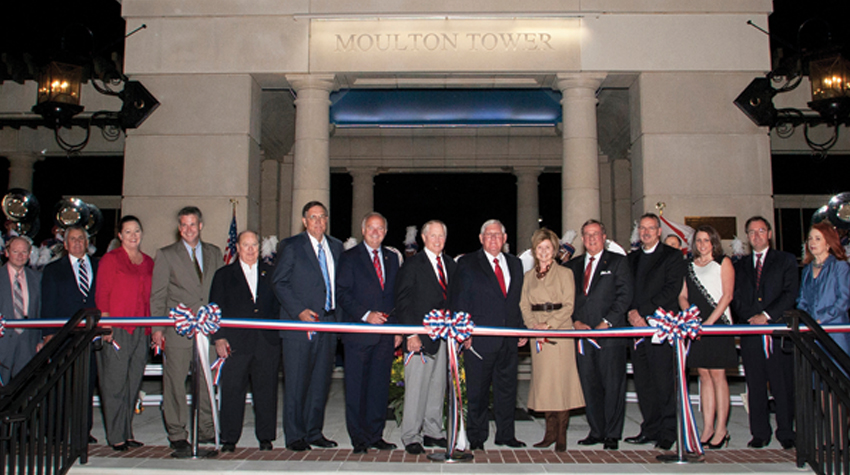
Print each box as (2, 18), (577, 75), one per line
(13, 270), (25, 334)
(78, 257), (90, 298)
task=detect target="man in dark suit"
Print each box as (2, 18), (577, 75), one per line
(568, 220), (633, 450)
(624, 213), (686, 450)
(732, 216), (798, 450)
(41, 225), (98, 443)
(272, 201), (343, 452)
(450, 219), (526, 451)
(395, 220), (454, 454)
(210, 230), (281, 452)
(0, 236), (41, 384)
(150, 206), (223, 454)
(337, 212), (401, 454)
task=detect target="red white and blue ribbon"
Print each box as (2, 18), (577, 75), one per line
(92, 335), (121, 351)
(647, 305), (703, 455)
(577, 337), (601, 355)
(210, 357), (225, 386)
(404, 351), (427, 366)
(169, 303), (221, 338)
(763, 335), (773, 359)
(423, 309), (473, 453)
(0, 315), (5, 338)
(424, 309), (474, 342)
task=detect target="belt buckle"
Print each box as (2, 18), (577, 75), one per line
(543, 302), (554, 312)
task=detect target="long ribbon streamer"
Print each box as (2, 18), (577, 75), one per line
(647, 305), (703, 455)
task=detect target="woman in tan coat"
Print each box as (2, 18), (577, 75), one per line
(520, 228), (585, 452)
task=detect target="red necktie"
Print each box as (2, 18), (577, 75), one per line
(583, 256), (595, 296)
(436, 255), (447, 299)
(755, 253), (763, 290)
(493, 258), (507, 297)
(373, 249), (384, 290)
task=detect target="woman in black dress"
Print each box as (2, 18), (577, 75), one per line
(678, 225), (736, 449)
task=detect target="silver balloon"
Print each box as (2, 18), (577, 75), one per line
(2, 188), (40, 223)
(812, 205), (830, 227)
(827, 192), (850, 230)
(54, 198), (90, 229)
(85, 204), (103, 235)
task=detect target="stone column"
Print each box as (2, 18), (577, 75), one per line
(350, 168), (375, 239)
(514, 167), (540, 252)
(278, 152), (294, 238)
(260, 157), (280, 239)
(557, 73), (607, 240)
(6, 152), (43, 191)
(286, 74), (335, 236)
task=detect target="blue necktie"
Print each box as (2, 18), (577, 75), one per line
(318, 244), (332, 311)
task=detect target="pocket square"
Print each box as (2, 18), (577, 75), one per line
(599, 270), (612, 275)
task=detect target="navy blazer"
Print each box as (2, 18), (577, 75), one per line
(209, 261), (280, 353)
(41, 255), (98, 335)
(336, 242), (399, 346)
(732, 249), (799, 324)
(568, 250), (633, 348)
(394, 250), (456, 355)
(450, 249), (524, 353)
(272, 232), (344, 341)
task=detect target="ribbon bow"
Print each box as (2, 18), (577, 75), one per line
(646, 305), (701, 345)
(646, 304), (704, 455)
(423, 309), (474, 342)
(169, 303), (222, 338)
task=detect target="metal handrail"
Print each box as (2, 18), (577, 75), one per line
(0, 309), (102, 475)
(786, 309), (850, 475)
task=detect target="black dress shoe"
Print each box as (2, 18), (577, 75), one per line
(495, 438), (527, 448)
(423, 436), (448, 448)
(624, 434), (656, 445)
(309, 436), (338, 448)
(405, 442), (425, 454)
(125, 439), (144, 448)
(88, 435), (98, 444)
(780, 439), (795, 450)
(603, 438), (619, 450)
(370, 439), (397, 450)
(169, 439), (191, 451)
(469, 441), (485, 451)
(747, 437), (770, 448)
(352, 444), (369, 454)
(221, 443), (236, 453)
(287, 440), (311, 452)
(112, 443), (128, 452)
(655, 439), (674, 450)
(577, 435), (603, 446)
(259, 440), (273, 451)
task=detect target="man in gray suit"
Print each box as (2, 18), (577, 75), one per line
(151, 206), (223, 455)
(272, 201), (343, 452)
(0, 236), (41, 384)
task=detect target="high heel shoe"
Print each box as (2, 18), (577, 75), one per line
(707, 432), (730, 450)
(699, 430), (715, 446)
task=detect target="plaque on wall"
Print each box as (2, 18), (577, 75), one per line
(684, 217), (737, 240)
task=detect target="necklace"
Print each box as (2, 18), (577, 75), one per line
(536, 262), (552, 279)
(813, 261), (825, 269)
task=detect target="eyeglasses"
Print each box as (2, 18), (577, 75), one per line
(746, 228), (768, 236)
(307, 214), (328, 222)
(482, 233), (504, 239)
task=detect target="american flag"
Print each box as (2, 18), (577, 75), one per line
(223, 206), (237, 264)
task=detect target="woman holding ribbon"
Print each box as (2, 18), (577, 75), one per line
(678, 225), (736, 449)
(797, 222), (850, 357)
(95, 216), (154, 451)
(519, 228), (584, 452)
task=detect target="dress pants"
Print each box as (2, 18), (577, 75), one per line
(464, 337), (519, 445)
(401, 341), (447, 446)
(162, 342), (215, 442)
(281, 331), (336, 445)
(576, 342), (626, 440)
(96, 327), (147, 446)
(741, 335), (795, 442)
(343, 335), (394, 446)
(219, 336), (281, 444)
(0, 328), (38, 384)
(630, 339), (676, 441)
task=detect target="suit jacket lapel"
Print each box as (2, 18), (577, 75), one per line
(588, 251), (607, 295)
(360, 243), (382, 288)
(302, 234), (323, 276)
(478, 250), (505, 298)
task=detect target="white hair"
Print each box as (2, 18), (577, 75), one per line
(479, 219), (506, 235)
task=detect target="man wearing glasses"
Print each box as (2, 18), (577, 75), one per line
(272, 201), (343, 452)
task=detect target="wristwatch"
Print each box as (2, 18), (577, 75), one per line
(602, 318), (613, 328)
